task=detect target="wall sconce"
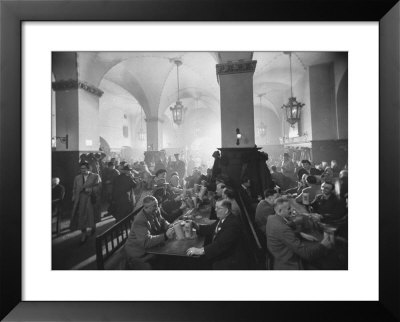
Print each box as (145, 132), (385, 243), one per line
(52, 134), (68, 149)
(236, 128), (242, 145)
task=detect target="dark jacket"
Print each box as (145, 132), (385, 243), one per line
(266, 215), (327, 270)
(198, 214), (249, 270)
(311, 194), (346, 224)
(112, 174), (137, 221)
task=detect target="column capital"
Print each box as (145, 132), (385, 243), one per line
(52, 79), (104, 97)
(216, 60), (257, 76)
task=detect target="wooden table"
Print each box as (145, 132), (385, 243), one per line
(146, 234), (205, 256)
(182, 205), (216, 225)
(146, 205), (213, 269)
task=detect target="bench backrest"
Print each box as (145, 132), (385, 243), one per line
(95, 206), (143, 270)
(236, 192), (267, 269)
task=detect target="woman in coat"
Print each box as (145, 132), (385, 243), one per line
(70, 161), (101, 244)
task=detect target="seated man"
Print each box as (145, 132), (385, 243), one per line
(185, 168), (202, 189)
(153, 168), (168, 188)
(295, 175), (320, 206)
(255, 189), (277, 236)
(266, 197), (333, 270)
(222, 187), (241, 217)
(152, 180), (185, 223)
(310, 181), (346, 224)
(270, 165), (288, 191)
(124, 196), (175, 269)
(186, 199), (249, 269)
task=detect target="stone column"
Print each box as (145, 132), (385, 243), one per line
(216, 55), (273, 195)
(145, 116), (164, 151)
(52, 52), (104, 206)
(217, 58), (257, 147)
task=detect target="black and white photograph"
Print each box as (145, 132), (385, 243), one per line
(51, 51), (348, 271)
(1, 0), (399, 318)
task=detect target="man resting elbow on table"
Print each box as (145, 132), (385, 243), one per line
(124, 195), (175, 269)
(186, 199), (249, 270)
(266, 197), (334, 270)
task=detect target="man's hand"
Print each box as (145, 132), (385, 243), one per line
(165, 227), (175, 240)
(187, 220), (199, 231)
(320, 232), (334, 249)
(186, 247), (204, 256)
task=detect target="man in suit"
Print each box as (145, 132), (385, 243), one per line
(124, 195), (175, 269)
(255, 189), (278, 236)
(186, 199), (249, 270)
(70, 161), (101, 244)
(266, 197), (333, 270)
(111, 165), (138, 222)
(310, 181), (346, 224)
(266, 198), (333, 270)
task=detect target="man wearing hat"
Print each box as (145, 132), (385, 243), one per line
(111, 164), (138, 222)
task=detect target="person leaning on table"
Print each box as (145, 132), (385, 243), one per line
(124, 195), (175, 269)
(186, 199), (249, 270)
(266, 197), (334, 270)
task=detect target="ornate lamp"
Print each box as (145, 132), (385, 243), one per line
(138, 107), (145, 141)
(281, 52), (305, 127)
(257, 94), (266, 137)
(170, 59), (186, 125)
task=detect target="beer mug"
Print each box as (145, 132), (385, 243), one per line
(184, 221), (193, 239)
(302, 192), (310, 205)
(192, 196), (198, 209)
(173, 222), (185, 240)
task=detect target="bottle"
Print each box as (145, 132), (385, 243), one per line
(302, 192), (310, 205)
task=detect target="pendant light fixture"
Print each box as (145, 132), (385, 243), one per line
(281, 52), (305, 127)
(257, 93), (266, 137)
(170, 59), (186, 125)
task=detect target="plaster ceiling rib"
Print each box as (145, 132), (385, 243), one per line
(256, 95), (281, 119)
(156, 60), (177, 119)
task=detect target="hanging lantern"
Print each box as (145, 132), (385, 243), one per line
(170, 59), (186, 125)
(257, 121), (266, 137)
(170, 100), (184, 125)
(257, 94), (267, 137)
(281, 52), (305, 127)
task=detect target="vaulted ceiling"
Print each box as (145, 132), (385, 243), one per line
(78, 51), (346, 123)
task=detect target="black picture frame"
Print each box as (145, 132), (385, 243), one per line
(1, 0), (399, 320)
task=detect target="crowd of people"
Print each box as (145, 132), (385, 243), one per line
(52, 150), (348, 270)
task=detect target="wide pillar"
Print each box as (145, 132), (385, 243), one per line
(52, 52), (104, 207)
(216, 53), (273, 196)
(308, 62), (348, 167)
(217, 54), (257, 147)
(145, 116), (163, 151)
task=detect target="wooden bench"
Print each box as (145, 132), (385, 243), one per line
(95, 206), (143, 270)
(236, 192), (269, 269)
